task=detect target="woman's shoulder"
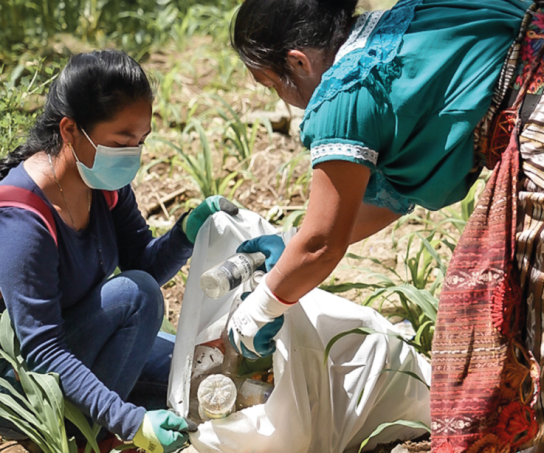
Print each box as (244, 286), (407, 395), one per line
(302, 0), (421, 128)
(301, 83), (394, 152)
(0, 162), (39, 192)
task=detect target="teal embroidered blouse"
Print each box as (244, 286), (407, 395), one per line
(300, 0), (530, 214)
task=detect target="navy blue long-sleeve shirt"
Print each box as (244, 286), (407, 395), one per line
(0, 163), (193, 439)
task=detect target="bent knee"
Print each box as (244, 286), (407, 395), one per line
(107, 270), (164, 321)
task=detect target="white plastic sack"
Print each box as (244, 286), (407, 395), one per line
(168, 210), (431, 453)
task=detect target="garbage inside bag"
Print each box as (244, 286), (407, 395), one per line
(197, 374), (237, 421)
(188, 328), (275, 423)
(168, 210), (431, 453)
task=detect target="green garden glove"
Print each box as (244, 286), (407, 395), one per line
(132, 410), (198, 453)
(182, 195), (239, 243)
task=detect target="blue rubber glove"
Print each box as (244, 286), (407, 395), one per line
(182, 195), (239, 243)
(228, 275), (293, 359)
(132, 410), (197, 453)
(237, 234), (286, 272)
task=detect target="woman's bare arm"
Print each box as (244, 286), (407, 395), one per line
(266, 160), (370, 302)
(349, 202), (401, 244)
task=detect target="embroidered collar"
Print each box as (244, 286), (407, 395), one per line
(334, 11), (385, 65)
(300, 0), (423, 130)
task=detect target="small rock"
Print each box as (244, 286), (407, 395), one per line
(245, 110), (290, 135)
(245, 101), (305, 137)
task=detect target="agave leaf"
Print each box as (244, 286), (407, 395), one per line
(31, 372), (66, 445)
(358, 420), (430, 452)
(324, 327), (420, 363)
(160, 317), (177, 336)
(319, 282), (380, 293)
(0, 376), (32, 411)
(0, 402), (53, 452)
(385, 285), (438, 323)
(65, 400), (100, 453)
(217, 171), (238, 195)
(282, 209), (306, 230)
(0, 349), (20, 374)
(32, 372), (64, 419)
(68, 437), (78, 453)
(0, 311), (17, 361)
(417, 233), (446, 277)
(380, 369), (430, 390)
(0, 393), (42, 429)
(227, 178), (244, 199)
(16, 367), (43, 418)
(414, 320), (435, 347)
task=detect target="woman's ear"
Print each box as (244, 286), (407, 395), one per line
(286, 50), (315, 78)
(59, 117), (79, 146)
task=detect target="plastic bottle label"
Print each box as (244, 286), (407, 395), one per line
(221, 255), (254, 289)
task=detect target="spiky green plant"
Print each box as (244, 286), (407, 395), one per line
(0, 310), (100, 453)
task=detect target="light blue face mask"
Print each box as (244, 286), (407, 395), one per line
(71, 129), (143, 191)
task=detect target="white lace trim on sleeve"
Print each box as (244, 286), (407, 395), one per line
(311, 143), (379, 166)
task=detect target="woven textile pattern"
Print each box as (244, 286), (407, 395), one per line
(432, 5), (544, 452)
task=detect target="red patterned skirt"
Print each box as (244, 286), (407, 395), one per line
(431, 4), (544, 452)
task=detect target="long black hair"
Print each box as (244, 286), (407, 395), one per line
(0, 49), (153, 180)
(231, 0), (358, 82)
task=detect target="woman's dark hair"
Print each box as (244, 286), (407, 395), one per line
(0, 49), (153, 180)
(231, 0), (357, 82)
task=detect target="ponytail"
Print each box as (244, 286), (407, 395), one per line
(0, 49), (153, 181)
(231, 0), (357, 81)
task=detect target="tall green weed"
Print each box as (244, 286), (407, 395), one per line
(0, 311), (99, 453)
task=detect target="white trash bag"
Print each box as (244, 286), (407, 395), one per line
(168, 210), (431, 453)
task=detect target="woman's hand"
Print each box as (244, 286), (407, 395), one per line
(132, 410), (198, 453)
(182, 195), (239, 243)
(228, 275), (291, 358)
(237, 234), (287, 272)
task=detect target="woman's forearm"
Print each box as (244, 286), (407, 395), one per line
(267, 228), (348, 301)
(268, 203), (399, 300)
(266, 160), (371, 302)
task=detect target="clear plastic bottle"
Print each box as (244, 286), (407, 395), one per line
(220, 271), (265, 377)
(200, 252), (265, 299)
(236, 378), (274, 410)
(197, 374), (237, 420)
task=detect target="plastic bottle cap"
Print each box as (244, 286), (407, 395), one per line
(197, 374), (237, 419)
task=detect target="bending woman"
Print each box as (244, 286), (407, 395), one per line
(0, 50), (237, 452)
(226, 0), (544, 451)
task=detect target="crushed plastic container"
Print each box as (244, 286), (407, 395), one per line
(197, 374), (237, 421)
(235, 378), (273, 410)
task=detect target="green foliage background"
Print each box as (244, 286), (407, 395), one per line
(0, 0), (239, 64)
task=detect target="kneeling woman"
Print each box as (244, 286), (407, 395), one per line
(0, 50), (237, 452)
